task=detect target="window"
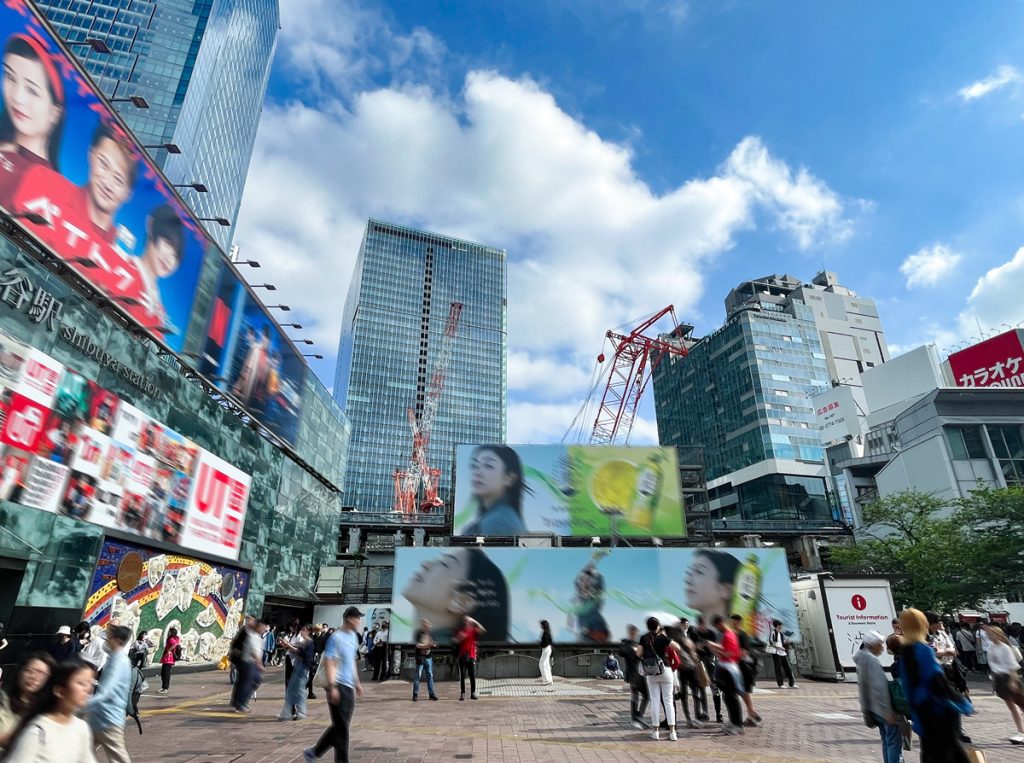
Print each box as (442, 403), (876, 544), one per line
(987, 425), (1024, 486)
(946, 426), (986, 460)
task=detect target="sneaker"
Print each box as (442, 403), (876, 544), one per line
(650, 730), (660, 741)
(630, 720), (645, 731)
(668, 730), (678, 741)
(294, 714), (306, 720)
(412, 695), (418, 702)
(696, 713), (709, 722)
(743, 718), (759, 728)
(277, 714), (289, 721)
(777, 685), (786, 690)
(470, 693), (479, 700)
(1009, 734), (1024, 745)
(716, 716), (724, 724)
(157, 689), (168, 694)
(686, 719), (703, 729)
(459, 694), (465, 701)
(789, 684), (798, 689)
(303, 748), (317, 763)
(429, 695), (438, 701)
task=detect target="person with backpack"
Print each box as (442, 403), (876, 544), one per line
(157, 627), (181, 694)
(636, 616), (682, 741)
(128, 631), (153, 670)
(85, 624), (133, 762)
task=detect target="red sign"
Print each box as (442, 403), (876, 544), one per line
(851, 594), (867, 612)
(0, 392), (48, 451)
(948, 330), (1024, 389)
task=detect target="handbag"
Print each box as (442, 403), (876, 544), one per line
(965, 747), (987, 763)
(313, 654), (332, 689)
(664, 646), (682, 671)
(695, 659), (710, 689)
(640, 634), (664, 676)
(888, 677), (910, 715)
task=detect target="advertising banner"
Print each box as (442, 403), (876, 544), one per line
(0, 1), (209, 350)
(0, 328), (250, 559)
(390, 547), (797, 645)
(82, 537), (250, 666)
(948, 329), (1024, 389)
(823, 580), (897, 669)
(313, 604), (392, 631)
(197, 264), (306, 445)
(452, 444), (685, 538)
(811, 385), (864, 445)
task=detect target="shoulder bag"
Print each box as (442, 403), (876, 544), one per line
(640, 634), (664, 676)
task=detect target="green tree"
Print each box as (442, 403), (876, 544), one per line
(955, 486), (1024, 595)
(830, 491), (990, 613)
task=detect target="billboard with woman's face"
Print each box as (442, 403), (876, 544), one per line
(0, 1), (208, 350)
(453, 444), (685, 538)
(390, 547), (798, 646)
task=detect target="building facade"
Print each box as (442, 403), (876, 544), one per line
(36, 0), (279, 250)
(335, 220), (507, 515)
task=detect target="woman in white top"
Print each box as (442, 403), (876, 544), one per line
(4, 658), (97, 763)
(983, 625), (1024, 744)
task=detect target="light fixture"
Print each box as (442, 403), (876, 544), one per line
(281, 323), (302, 329)
(292, 339), (313, 345)
(174, 183), (208, 193)
(236, 260), (260, 268)
(111, 95), (149, 109)
(301, 354), (323, 359)
(70, 38), (111, 54)
(199, 217), (230, 227)
(475, 536), (485, 546)
(251, 284), (276, 291)
(267, 305), (291, 311)
(143, 143), (181, 154)
(591, 536), (601, 546)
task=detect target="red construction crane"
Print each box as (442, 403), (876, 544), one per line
(590, 306), (690, 445)
(394, 301), (463, 514)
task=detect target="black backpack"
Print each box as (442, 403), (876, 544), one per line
(228, 629), (247, 665)
(128, 665), (146, 734)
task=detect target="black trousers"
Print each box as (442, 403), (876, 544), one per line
(372, 648), (388, 681)
(307, 654), (320, 697)
(698, 655), (721, 719)
(919, 712), (970, 763)
(772, 654), (795, 687)
(715, 665), (743, 727)
(629, 673), (649, 721)
(285, 657), (293, 687)
(313, 686), (355, 763)
(676, 667), (701, 721)
(160, 663), (173, 690)
(459, 656), (477, 696)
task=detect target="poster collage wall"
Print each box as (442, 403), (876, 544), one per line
(83, 538), (249, 665)
(0, 328), (251, 560)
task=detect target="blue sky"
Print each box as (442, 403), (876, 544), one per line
(234, 0), (1024, 443)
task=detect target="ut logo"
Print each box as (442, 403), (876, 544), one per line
(8, 405), (43, 446)
(194, 464), (245, 519)
(25, 360), (58, 395)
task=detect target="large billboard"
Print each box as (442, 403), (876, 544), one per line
(0, 0), (208, 350)
(0, 328), (250, 559)
(390, 547), (797, 646)
(811, 385), (864, 445)
(452, 444), (685, 538)
(948, 329), (1024, 389)
(83, 537), (250, 666)
(196, 263), (305, 445)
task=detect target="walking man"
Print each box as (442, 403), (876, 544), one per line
(730, 614), (763, 727)
(618, 624), (649, 729)
(955, 625), (978, 672)
(707, 616), (745, 735)
(230, 615), (264, 713)
(691, 616), (723, 724)
(372, 622), (390, 682)
(766, 619), (797, 689)
(304, 606), (364, 763)
(85, 624), (133, 763)
(853, 631), (903, 763)
(411, 619), (438, 702)
(262, 622), (276, 668)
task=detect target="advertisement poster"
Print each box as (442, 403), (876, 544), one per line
(452, 444), (685, 538)
(197, 265), (306, 445)
(824, 581), (897, 669)
(0, 1), (209, 349)
(390, 547), (796, 645)
(313, 604), (391, 631)
(811, 385), (864, 445)
(82, 538), (250, 666)
(0, 328), (250, 559)
(948, 329), (1024, 389)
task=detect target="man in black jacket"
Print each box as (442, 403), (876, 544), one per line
(617, 624), (649, 730)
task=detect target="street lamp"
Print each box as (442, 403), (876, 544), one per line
(174, 183), (208, 193)
(235, 260), (260, 268)
(302, 354), (323, 359)
(111, 96), (150, 109)
(69, 38), (111, 54)
(267, 305), (291, 311)
(280, 323), (302, 329)
(292, 339), (314, 345)
(251, 284), (276, 290)
(144, 143), (181, 154)
(199, 217), (230, 227)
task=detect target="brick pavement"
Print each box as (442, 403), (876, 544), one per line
(125, 665), (1024, 762)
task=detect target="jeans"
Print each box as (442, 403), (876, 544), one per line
(413, 657), (436, 698)
(281, 662), (310, 718)
(459, 656), (477, 697)
(231, 660), (258, 710)
(313, 685), (355, 763)
(646, 669), (675, 728)
(871, 714), (904, 763)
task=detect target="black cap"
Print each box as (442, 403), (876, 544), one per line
(344, 606), (364, 620)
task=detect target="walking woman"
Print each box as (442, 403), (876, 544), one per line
(983, 624), (1024, 744)
(158, 627), (180, 694)
(637, 617), (680, 741)
(898, 608), (972, 762)
(538, 620), (553, 686)
(278, 624), (314, 721)
(0, 652), (54, 752)
(4, 658), (96, 762)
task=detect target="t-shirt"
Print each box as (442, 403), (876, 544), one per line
(617, 639), (640, 680)
(324, 630), (359, 688)
(540, 630), (553, 649)
(718, 629), (741, 665)
(0, 145), (50, 210)
(413, 629), (433, 658)
(3, 714), (97, 763)
(456, 626), (480, 660)
(641, 632), (671, 660)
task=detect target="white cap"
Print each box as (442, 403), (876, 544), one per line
(862, 630), (886, 647)
(56, 625), (71, 636)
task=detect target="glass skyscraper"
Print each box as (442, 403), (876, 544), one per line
(35, 0), (278, 251)
(335, 220), (507, 514)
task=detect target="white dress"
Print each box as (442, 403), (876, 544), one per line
(4, 715), (97, 763)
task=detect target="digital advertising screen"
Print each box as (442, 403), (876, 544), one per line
(0, 328), (250, 560)
(0, 0), (209, 350)
(197, 263), (306, 445)
(452, 444), (685, 538)
(390, 547), (797, 646)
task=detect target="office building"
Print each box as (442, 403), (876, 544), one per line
(36, 0), (279, 250)
(335, 219), (507, 515)
(654, 271), (886, 538)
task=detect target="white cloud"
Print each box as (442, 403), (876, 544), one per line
(237, 4), (857, 440)
(959, 246), (1024, 333)
(507, 401), (583, 443)
(899, 244), (962, 288)
(958, 65), (1021, 102)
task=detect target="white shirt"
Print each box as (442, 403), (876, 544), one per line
(987, 641), (1020, 676)
(79, 632), (107, 673)
(978, 628), (992, 653)
(4, 715), (96, 763)
(931, 630), (956, 666)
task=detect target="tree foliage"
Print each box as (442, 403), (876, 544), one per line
(830, 488), (1024, 614)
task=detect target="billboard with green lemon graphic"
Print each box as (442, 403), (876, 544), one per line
(452, 444), (685, 538)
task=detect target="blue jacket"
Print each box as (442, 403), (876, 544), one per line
(85, 648), (130, 731)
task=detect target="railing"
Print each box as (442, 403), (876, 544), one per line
(710, 518), (850, 534)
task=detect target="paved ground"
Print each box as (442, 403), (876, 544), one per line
(126, 665), (1024, 762)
